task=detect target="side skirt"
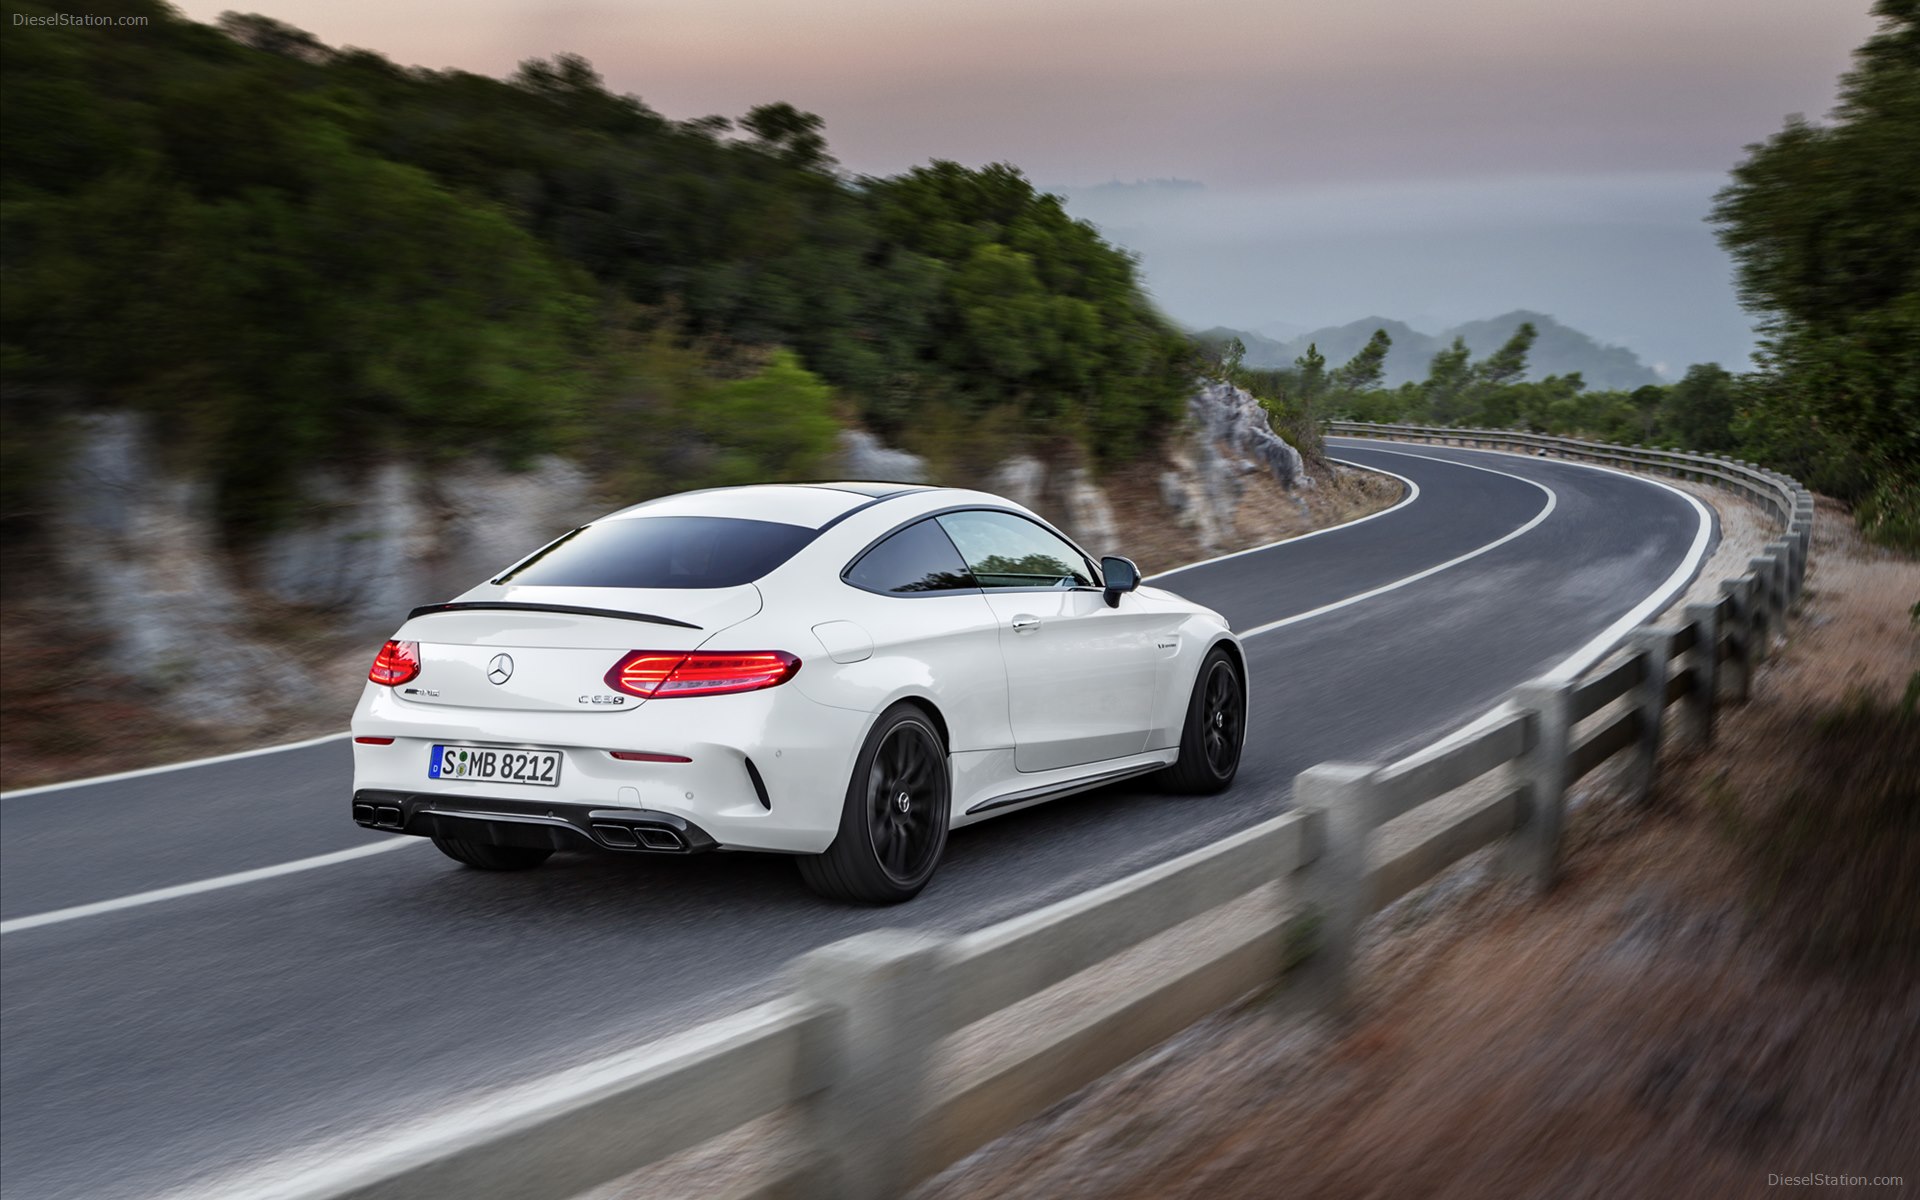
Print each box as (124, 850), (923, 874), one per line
(961, 758), (1174, 820)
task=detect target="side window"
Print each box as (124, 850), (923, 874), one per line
(935, 511), (1095, 590)
(844, 519), (979, 594)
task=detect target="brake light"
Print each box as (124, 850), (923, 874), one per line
(605, 651), (800, 698)
(369, 640), (421, 687)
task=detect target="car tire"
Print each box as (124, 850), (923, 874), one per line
(1159, 647), (1245, 794)
(798, 702), (951, 904)
(430, 832), (554, 871)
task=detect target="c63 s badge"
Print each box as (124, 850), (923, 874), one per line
(578, 694), (629, 706)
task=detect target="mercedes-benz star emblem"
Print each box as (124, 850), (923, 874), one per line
(486, 653), (515, 686)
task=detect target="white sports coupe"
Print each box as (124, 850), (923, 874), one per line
(350, 483), (1247, 902)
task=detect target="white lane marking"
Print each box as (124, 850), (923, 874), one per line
(1149, 457), (1419, 580)
(0, 839), (423, 935)
(0, 731), (353, 801)
(1330, 440), (1717, 681)
(1236, 453), (1558, 640)
(1314, 438), (1717, 760)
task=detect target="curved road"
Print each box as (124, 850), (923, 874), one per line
(0, 441), (1712, 1199)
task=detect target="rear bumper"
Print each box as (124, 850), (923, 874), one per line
(350, 678), (871, 853)
(353, 789), (721, 854)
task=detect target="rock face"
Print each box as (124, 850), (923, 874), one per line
(45, 389), (1308, 712)
(970, 380), (1311, 557)
(53, 413), (298, 721)
(1158, 380), (1310, 551)
(49, 414), (598, 712)
(1190, 379), (1308, 489)
(987, 455), (1119, 555)
(255, 456), (594, 622)
(836, 430), (927, 482)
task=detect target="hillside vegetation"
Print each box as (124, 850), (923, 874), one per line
(0, 1), (1192, 543)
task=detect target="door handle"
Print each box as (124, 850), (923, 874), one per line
(1010, 614), (1041, 634)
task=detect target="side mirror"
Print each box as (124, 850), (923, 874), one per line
(1100, 555), (1141, 608)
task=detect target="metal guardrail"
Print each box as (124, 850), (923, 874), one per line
(218, 424), (1814, 1200)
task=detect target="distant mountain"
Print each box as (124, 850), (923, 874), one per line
(1443, 312), (1660, 390)
(1253, 319), (1309, 341)
(1193, 325), (1294, 366)
(1223, 311), (1662, 390)
(1074, 178), (1206, 194)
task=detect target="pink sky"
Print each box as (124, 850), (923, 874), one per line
(175, 0), (1873, 185)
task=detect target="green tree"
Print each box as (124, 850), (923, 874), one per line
(1660, 364), (1737, 451)
(689, 350), (840, 485)
(1293, 343), (1328, 403)
(741, 102), (833, 169)
(1711, 0), (1920, 548)
(867, 161), (1190, 459)
(1330, 328), (1392, 393)
(1421, 338), (1475, 424)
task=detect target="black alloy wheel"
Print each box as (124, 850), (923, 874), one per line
(1161, 647), (1245, 794)
(799, 703), (952, 903)
(1201, 658), (1244, 778)
(865, 721), (945, 884)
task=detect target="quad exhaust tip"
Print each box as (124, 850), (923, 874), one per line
(354, 803), (405, 830)
(637, 827), (685, 851)
(591, 822), (687, 852)
(591, 823), (639, 848)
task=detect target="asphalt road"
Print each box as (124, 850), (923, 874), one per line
(0, 441), (1713, 1199)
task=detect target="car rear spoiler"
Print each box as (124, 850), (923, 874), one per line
(404, 601), (702, 630)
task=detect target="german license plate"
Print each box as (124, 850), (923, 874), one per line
(428, 745), (561, 787)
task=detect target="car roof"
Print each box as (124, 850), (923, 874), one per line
(602, 482), (935, 529)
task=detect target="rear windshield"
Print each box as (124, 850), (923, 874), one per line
(495, 516), (816, 589)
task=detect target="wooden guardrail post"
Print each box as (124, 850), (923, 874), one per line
(1289, 763), (1382, 1013)
(1681, 602), (1719, 746)
(1623, 632), (1672, 805)
(789, 931), (950, 1200)
(1506, 686), (1571, 890)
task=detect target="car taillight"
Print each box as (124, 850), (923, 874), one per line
(369, 640), (421, 687)
(605, 650), (800, 698)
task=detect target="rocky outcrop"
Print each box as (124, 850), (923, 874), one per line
(46, 388), (1310, 709)
(836, 430), (927, 482)
(53, 413), (301, 720)
(986, 455), (1119, 554)
(1159, 380), (1311, 551)
(942, 379), (1314, 556)
(49, 414), (598, 711)
(255, 456), (594, 621)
